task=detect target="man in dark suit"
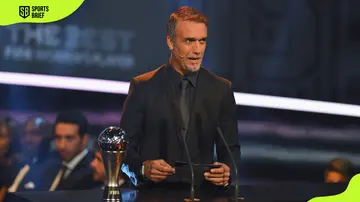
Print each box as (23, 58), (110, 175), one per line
(30, 111), (101, 191)
(120, 6), (241, 189)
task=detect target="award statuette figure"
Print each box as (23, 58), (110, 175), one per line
(98, 126), (127, 202)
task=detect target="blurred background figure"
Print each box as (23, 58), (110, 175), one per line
(40, 110), (101, 191)
(0, 119), (20, 188)
(8, 111), (101, 192)
(90, 141), (127, 188)
(325, 158), (354, 183)
(8, 116), (52, 192)
(18, 116), (52, 165)
(90, 151), (106, 184)
(3, 116), (18, 130)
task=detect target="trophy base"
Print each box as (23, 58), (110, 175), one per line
(102, 186), (122, 202)
(184, 197), (200, 201)
(227, 196), (245, 201)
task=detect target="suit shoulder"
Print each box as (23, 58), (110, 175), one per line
(132, 65), (165, 84)
(202, 68), (232, 87)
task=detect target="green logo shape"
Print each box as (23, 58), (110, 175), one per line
(19, 6), (31, 19)
(308, 174), (360, 202)
(0, 0), (84, 26)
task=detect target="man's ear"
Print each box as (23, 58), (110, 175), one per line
(167, 36), (174, 50)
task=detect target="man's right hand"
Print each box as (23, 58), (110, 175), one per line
(143, 159), (175, 182)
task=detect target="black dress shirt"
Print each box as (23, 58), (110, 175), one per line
(166, 64), (198, 121)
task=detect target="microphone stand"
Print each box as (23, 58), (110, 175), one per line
(216, 127), (241, 201)
(172, 101), (197, 202)
(181, 128), (196, 202)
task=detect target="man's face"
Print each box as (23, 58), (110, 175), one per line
(325, 171), (346, 183)
(168, 20), (207, 73)
(21, 122), (42, 156)
(55, 123), (87, 162)
(90, 151), (106, 182)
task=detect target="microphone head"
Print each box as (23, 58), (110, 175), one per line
(98, 126), (128, 152)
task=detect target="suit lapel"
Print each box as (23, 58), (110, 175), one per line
(42, 162), (62, 190)
(57, 153), (92, 190)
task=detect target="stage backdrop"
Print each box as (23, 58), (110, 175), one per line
(1, 0), (359, 106)
(0, 0), (172, 82)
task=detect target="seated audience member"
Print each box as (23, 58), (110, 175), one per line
(3, 116), (18, 131)
(325, 158), (354, 183)
(0, 120), (21, 189)
(19, 116), (52, 164)
(90, 142), (129, 188)
(8, 116), (53, 192)
(24, 111), (101, 191)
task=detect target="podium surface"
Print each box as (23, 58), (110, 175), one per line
(5, 182), (347, 202)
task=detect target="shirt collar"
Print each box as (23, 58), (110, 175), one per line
(166, 63), (198, 87)
(63, 149), (88, 170)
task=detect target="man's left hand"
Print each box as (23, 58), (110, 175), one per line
(204, 162), (230, 186)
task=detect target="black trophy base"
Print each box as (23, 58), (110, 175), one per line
(102, 186), (122, 202)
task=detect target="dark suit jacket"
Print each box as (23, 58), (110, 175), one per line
(120, 64), (241, 188)
(18, 151), (101, 191)
(0, 163), (21, 188)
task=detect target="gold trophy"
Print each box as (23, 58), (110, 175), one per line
(98, 126), (127, 202)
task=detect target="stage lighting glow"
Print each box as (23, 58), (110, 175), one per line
(0, 71), (130, 94)
(1, 71), (360, 117)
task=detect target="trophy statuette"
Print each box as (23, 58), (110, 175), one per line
(98, 126), (127, 202)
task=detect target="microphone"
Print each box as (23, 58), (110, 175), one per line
(216, 126), (240, 201)
(172, 99), (196, 202)
(203, 101), (241, 200)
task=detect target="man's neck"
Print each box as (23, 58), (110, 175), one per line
(169, 58), (185, 76)
(64, 149), (87, 166)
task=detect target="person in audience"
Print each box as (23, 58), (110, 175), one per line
(47, 110), (103, 190)
(325, 157), (354, 183)
(3, 116), (18, 132)
(90, 142), (128, 188)
(8, 116), (53, 192)
(0, 119), (21, 189)
(19, 116), (52, 164)
(18, 111), (101, 191)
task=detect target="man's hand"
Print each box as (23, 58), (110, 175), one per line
(143, 159), (175, 182)
(204, 162), (230, 186)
